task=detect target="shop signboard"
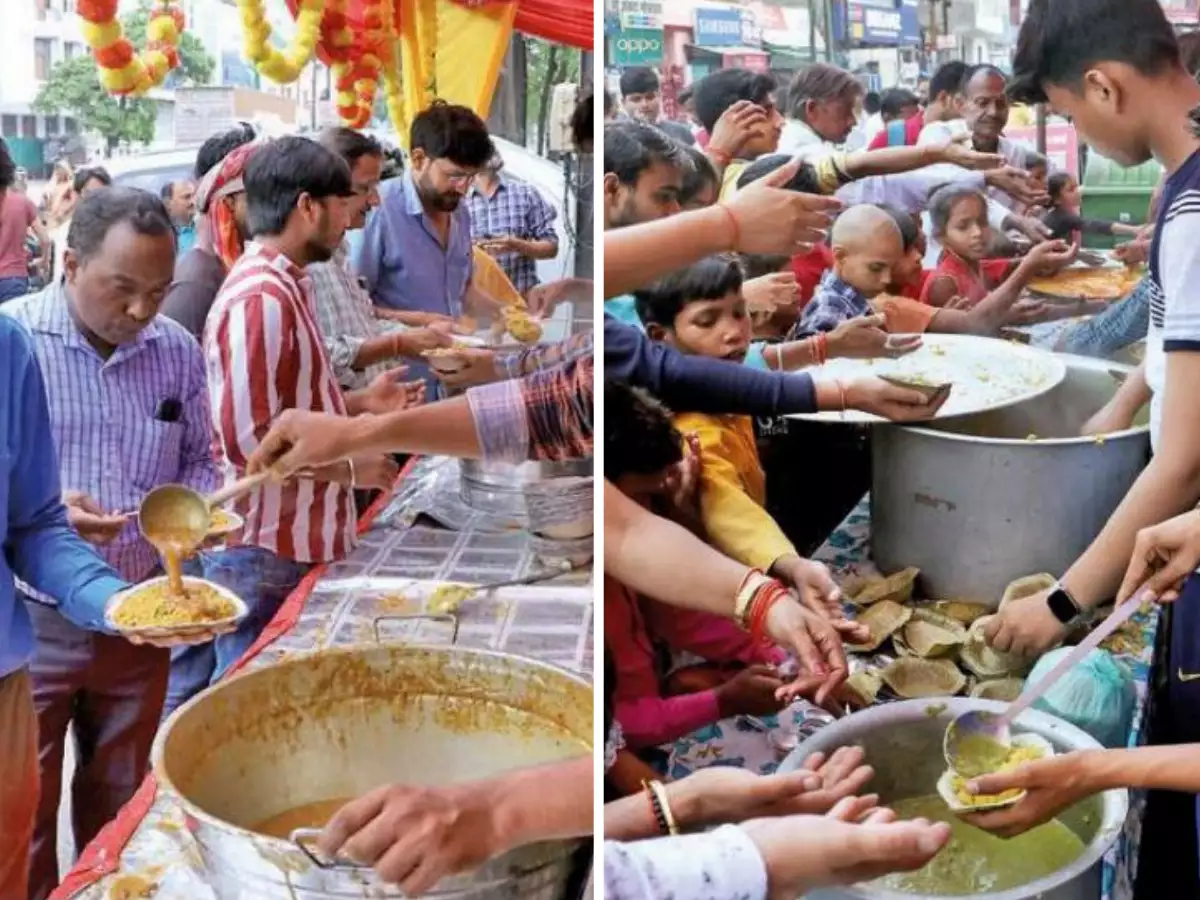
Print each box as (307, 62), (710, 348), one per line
(618, 0), (664, 31)
(844, 0), (922, 46)
(694, 5), (744, 47)
(1007, 123), (1080, 178)
(613, 28), (665, 66)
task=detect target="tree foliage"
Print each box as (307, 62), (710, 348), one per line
(524, 36), (580, 154)
(34, 2), (215, 151)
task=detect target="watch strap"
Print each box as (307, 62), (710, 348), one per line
(1047, 583), (1083, 625)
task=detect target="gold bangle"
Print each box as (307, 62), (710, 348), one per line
(648, 780), (680, 836)
(346, 458), (357, 489)
(734, 570), (773, 628)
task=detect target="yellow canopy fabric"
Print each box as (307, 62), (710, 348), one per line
(391, 0), (516, 145)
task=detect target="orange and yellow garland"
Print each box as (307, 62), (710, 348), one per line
(81, 0), (511, 133)
(237, 0), (326, 84)
(77, 0), (184, 97)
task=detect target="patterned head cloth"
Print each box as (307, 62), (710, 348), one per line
(195, 141), (260, 270)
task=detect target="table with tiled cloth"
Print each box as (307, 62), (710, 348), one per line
(51, 457), (593, 900)
(665, 496), (1159, 900)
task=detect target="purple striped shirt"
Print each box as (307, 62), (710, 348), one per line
(3, 282), (219, 584)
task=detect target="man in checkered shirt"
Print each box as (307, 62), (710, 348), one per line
(465, 154), (559, 297)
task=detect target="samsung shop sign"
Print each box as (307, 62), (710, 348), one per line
(845, 0), (922, 46)
(694, 6), (745, 47)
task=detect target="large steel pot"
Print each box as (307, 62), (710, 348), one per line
(872, 354), (1150, 604)
(459, 459), (593, 520)
(152, 643), (592, 899)
(780, 698), (1127, 900)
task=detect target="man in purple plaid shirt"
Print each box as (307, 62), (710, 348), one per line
(466, 154), (558, 297)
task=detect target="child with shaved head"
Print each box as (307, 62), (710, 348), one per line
(792, 205), (916, 336)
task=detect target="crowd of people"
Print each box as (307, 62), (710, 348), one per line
(0, 96), (598, 899)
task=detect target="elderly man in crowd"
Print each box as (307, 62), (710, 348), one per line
(466, 153), (559, 298)
(160, 178), (197, 255)
(3, 187), (219, 900)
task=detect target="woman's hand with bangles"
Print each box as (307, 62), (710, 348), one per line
(762, 596), (848, 706)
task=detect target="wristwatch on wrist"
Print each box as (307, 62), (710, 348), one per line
(1046, 582), (1083, 625)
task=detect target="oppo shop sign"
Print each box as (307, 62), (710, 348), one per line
(614, 29), (664, 66)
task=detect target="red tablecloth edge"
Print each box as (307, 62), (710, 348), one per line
(52, 458), (422, 900)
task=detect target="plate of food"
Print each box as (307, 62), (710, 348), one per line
(1026, 266), (1142, 301)
(788, 333), (1067, 424)
(106, 575), (246, 642)
(207, 507), (243, 538)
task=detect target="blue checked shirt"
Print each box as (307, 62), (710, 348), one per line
(791, 270), (870, 338)
(3, 282), (219, 585)
(1058, 275), (1151, 358)
(464, 174), (558, 295)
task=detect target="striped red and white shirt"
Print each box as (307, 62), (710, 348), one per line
(204, 242), (355, 564)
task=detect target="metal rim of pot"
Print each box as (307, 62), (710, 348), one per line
(151, 625), (593, 895)
(777, 698), (1128, 900)
(887, 353), (1148, 447)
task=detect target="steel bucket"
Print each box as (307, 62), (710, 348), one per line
(152, 641), (592, 898)
(779, 698), (1128, 900)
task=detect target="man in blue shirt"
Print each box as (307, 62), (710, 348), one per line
(160, 179), (197, 256)
(355, 102), (506, 398)
(0, 316), (130, 897)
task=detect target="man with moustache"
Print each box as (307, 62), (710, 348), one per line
(355, 102), (507, 399)
(180, 137), (400, 714)
(309, 127), (451, 392)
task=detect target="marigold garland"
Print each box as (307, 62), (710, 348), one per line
(379, 0), (411, 141)
(238, 0), (325, 84)
(78, 0), (184, 98)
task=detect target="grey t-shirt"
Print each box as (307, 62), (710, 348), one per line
(161, 248), (225, 340)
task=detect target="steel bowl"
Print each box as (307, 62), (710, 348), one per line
(779, 697), (1128, 900)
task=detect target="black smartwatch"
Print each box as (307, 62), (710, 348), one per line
(1046, 583), (1083, 625)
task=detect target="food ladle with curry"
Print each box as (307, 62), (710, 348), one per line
(138, 473), (271, 595)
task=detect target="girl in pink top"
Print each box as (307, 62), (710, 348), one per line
(603, 381), (788, 764)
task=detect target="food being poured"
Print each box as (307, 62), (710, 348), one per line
(110, 580), (237, 629)
(876, 794), (1086, 895)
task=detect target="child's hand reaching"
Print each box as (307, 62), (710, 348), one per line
(715, 664), (789, 717)
(1023, 238), (1076, 275)
(662, 432), (704, 534)
(827, 315), (921, 360)
(1003, 297), (1050, 327)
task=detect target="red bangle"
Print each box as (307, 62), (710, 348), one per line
(817, 332), (828, 365)
(708, 147), (732, 167)
(747, 581), (788, 644)
(717, 202), (741, 251)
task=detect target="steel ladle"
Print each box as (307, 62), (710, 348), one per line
(138, 472), (272, 590)
(944, 584), (1153, 777)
